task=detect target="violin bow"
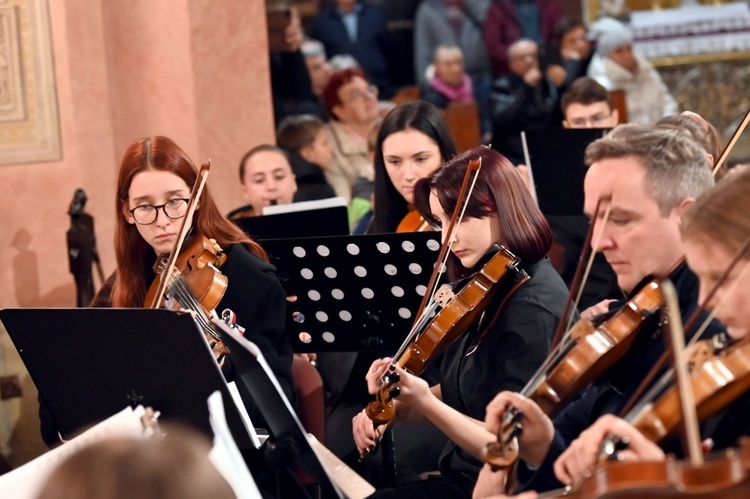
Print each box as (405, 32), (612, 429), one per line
(661, 280), (703, 465)
(148, 160), (211, 309)
(409, 157), (482, 331)
(713, 106), (750, 177)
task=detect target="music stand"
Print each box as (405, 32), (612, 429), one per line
(0, 308), (253, 450)
(522, 128), (610, 216)
(261, 231), (442, 353)
(212, 318), (375, 499)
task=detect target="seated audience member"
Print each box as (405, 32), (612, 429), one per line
(36, 427), (235, 499)
(276, 114), (337, 202)
(323, 69), (380, 202)
(561, 76), (619, 129)
(423, 45), (474, 109)
(349, 119), (380, 233)
(490, 39), (560, 164)
(587, 17), (677, 125)
(227, 145), (297, 220)
(299, 39), (332, 120)
(311, 0), (392, 97)
(543, 76), (621, 310)
(483, 0), (564, 78)
(542, 17), (593, 91)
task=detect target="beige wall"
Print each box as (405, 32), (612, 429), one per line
(0, 0), (275, 309)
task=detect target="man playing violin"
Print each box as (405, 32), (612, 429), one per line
(550, 168), (750, 489)
(478, 124), (725, 495)
(39, 136), (296, 449)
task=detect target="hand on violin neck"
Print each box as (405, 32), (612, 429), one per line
(365, 357), (394, 395)
(553, 414), (665, 486)
(383, 364), (432, 409)
(484, 391), (554, 468)
(580, 299), (618, 322)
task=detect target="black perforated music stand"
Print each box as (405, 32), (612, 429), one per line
(0, 308), (253, 450)
(262, 232), (442, 353)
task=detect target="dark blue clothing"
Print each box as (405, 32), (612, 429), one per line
(517, 263), (727, 493)
(311, 3), (392, 95)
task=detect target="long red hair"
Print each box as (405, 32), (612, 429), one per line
(111, 136), (266, 307)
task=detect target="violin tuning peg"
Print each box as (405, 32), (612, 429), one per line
(386, 372), (400, 384)
(388, 386), (400, 398)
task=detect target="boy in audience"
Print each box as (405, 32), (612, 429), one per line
(561, 76), (619, 129)
(277, 114), (337, 202)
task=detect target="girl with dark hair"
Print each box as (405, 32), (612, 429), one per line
(40, 136), (295, 448)
(351, 147), (571, 498)
(369, 100), (457, 234)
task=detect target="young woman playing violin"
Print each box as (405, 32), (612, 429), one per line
(320, 101), (459, 471)
(351, 147), (571, 498)
(40, 136), (295, 447)
(548, 168), (750, 489)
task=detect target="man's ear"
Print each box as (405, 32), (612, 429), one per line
(674, 197), (695, 221)
(612, 108), (620, 124)
(562, 119), (570, 129)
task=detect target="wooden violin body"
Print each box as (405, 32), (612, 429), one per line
(146, 233), (230, 354)
(365, 245), (527, 426)
(561, 439), (750, 498)
(527, 280), (664, 418)
(631, 338), (750, 444)
(397, 209), (430, 233)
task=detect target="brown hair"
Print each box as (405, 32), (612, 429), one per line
(414, 147), (552, 275)
(561, 77), (612, 114)
(656, 113), (723, 177)
(276, 114), (325, 154)
(238, 144), (289, 181)
(585, 124), (714, 215)
(36, 426), (235, 499)
(112, 136), (266, 307)
(682, 168), (750, 259)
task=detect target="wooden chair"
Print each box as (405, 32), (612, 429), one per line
(442, 101), (482, 152)
(389, 85), (421, 105)
(609, 89), (629, 124)
(291, 356), (326, 493)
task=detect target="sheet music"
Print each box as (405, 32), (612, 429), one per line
(207, 391), (262, 499)
(226, 381), (263, 449)
(0, 406), (148, 498)
(262, 196), (347, 215)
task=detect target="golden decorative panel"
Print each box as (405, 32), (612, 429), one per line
(0, 0), (60, 166)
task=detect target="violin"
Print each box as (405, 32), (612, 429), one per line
(545, 439), (750, 498)
(366, 245), (528, 426)
(484, 280), (664, 471)
(396, 209), (431, 233)
(145, 232), (232, 355)
(145, 161), (242, 358)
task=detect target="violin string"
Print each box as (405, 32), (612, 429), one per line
(168, 276), (217, 338)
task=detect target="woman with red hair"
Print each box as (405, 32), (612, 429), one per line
(39, 136), (295, 447)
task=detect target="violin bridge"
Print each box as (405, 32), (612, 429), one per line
(434, 285), (455, 307)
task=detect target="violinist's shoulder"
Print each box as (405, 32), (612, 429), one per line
(221, 243), (280, 283)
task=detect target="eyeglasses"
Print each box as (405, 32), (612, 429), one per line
(129, 198), (189, 225)
(344, 84), (378, 103)
(569, 112), (614, 128)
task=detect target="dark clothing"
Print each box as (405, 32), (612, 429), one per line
(311, 4), (392, 96)
(227, 204), (255, 221)
(438, 257), (569, 482)
(39, 244), (295, 448)
(288, 153), (337, 203)
(517, 263), (727, 493)
(270, 50), (318, 127)
(546, 215), (621, 310)
(490, 71), (560, 164)
(370, 257), (570, 498)
(483, 0), (563, 77)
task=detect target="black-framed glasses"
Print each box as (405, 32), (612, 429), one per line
(129, 198), (189, 225)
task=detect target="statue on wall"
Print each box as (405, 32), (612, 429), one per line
(66, 189), (103, 307)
